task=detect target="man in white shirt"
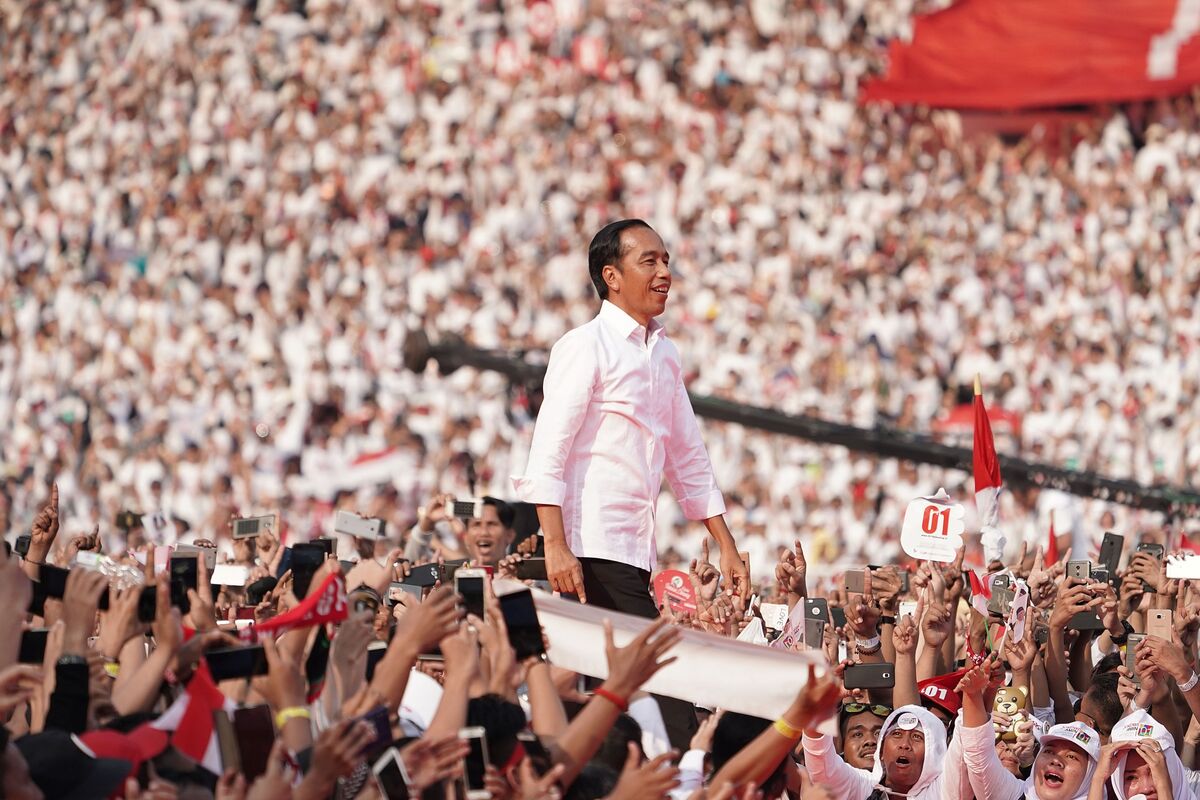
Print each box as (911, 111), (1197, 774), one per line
(512, 219), (749, 612)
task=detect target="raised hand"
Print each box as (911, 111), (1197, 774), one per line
(690, 709), (725, 753)
(774, 539), (807, 599)
(955, 659), (991, 699)
(1003, 617), (1037, 673)
(607, 743), (681, 800)
(299, 718), (377, 793)
(920, 599), (954, 650)
(892, 596), (921, 657)
(692, 539), (722, 603)
(602, 618), (681, 700)
(0, 664), (43, 718)
(98, 586), (146, 661)
(393, 585), (461, 654)
(399, 734), (468, 791)
(28, 483), (60, 565)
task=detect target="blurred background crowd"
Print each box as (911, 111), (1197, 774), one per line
(3, 0), (1199, 586)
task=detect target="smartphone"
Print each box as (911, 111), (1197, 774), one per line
(987, 574), (1014, 617)
(19, 629), (49, 664)
(844, 570), (866, 594)
(291, 543), (326, 599)
(516, 731), (551, 777)
(311, 538), (336, 557)
(233, 515), (275, 540)
(366, 641), (388, 681)
(355, 705), (394, 758)
(804, 618), (826, 649)
(402, 563), (441, 587)
(334, 511), (385, 539)
(456, 569), (487, 620)
(234, 705), (276, 781)
(214, 710), (241, 775)
(137, 584), (157, 624)
(1147, 609), (1173, 640)
(1091, 568), (1110, 585)
(115, 510), (142, 531)
(440, 559), (467, 584)
(1066, 561), (1091, 581)
(373, 748), (411, 800)
(830, 606), (847, 630)
(1098, 532), (1124, 577)
(804, 598), (831, 624)
(206, 645), (269, 681)
(844, 663), (896, 689)
(388, 582), (423, 606)
(39, 564), (110, 610)
(499, 588), (545, 660)
(1126, 633), (1147, 684)
(1068, 610), (1105, 631)
(169, 556), (197, 613)
(899, 600), (918, 619)
(446, 498), (483, 520)
(1136, 543), (1165, 593)
(176, 543), (217, 572)
(515, 558), (548, 581)
(459, 726), (490, 799)
(14, 534), (30, 558)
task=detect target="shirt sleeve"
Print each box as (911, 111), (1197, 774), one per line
(940, 721), (969, 800)
(801, 733), (876, 800)
(663, 374), (726, 520)
(960, 720), (1025, 800)
(511, 330), (599, 506)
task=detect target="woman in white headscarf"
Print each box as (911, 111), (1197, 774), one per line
(1095, 710), (1193, 800)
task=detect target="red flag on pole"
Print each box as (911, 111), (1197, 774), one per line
(1046, 510), (1059, 566)
(973, 376), (1006, 563)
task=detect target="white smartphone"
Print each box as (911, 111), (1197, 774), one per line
(899, 600), (919, 619)
(459, 726), (490, 800)
(372, 747), (412, 800)
(455, 569), (487, 620)
(232, 515), (275, 540)
(333, 510), (385, 539)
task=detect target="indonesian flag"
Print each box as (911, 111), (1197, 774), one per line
(863, 0), (1200, 110)
(151, 662), (236, 775)
(973, 376), (1006, 563)
(968, 570), (992, 618)
(1046, 511), (1059, 566)
(239, 573), (349, 642)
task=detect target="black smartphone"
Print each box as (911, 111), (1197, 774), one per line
(843, 663), (896, 689)
(19, 628), (49, 664)
(170, 556), (199, 593)
(374, 749), (411, 800)
(39, 564), (109, 610)
(499, 589), (545, 660)
(460, 726), (490, 798)
(440, 559), (467, 584)
(1098, 532), (1124, 577)
(455, 570), (486, 620)
(205, 645), (269, 682)
(291, 543), (326, 600)
(1136, 543), (1165, 593)
(515, 558), (547, 581)
(804, 598), (831, 624)
(137, 585), (157, 624)
(366, 642), (388, 681)
(355, 705), (393, 758)
(234, 705), (276, 781)
(1068, 611), (1105, 631)
(14, 534), (30, 558)
(402, 563), (441, 587)
(830, 606), (848, 630)
(311, 538), (336, 557)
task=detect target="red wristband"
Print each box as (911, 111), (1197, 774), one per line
(594, 687), (629, 712)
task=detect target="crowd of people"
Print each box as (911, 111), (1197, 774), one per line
(2, 482), (1200, 800)
(2, 0), (1200, 586)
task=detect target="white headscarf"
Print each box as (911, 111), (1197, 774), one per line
(870, 705), (949, 798)
(1111, 710), (1192, 800)
(1023, 721), (1101, 800)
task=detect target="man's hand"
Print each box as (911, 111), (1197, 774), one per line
(151, 581), (183, 656)
(399, 734), (468, 791)
(98, 587), (145, 661)
(1048, 579), (1102, 631)
(920, 600), (953, 650)
(1138, 636), (1192, 684)
(0, 664), (43, 717)
(691, 539), (721, 603)
(255, 634), (307, 710)
(393, 585), (461, 655)
(65, 527), (101, 563)
(775, 539), (807, 599)
(601, 617), (681, 700)
(892, 595), (922, 657)
(788, 665), (844, 733)
(954, 658), (992, 700)
(719, 546), (749, 602)
(62, 568), (108, 655)
(847, 571), (882, 640)
(1003, 620), (1038, 674)
(546, 538), (587, 604)
(28, 483), (60, 565)
(297, 719), (376, 796)
(690, 709), (725, 753)
(607, 743), (681, 800)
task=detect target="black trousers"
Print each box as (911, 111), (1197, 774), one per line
(577, 557), (698, 751)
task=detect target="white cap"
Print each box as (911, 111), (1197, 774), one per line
(1038, 721), (1101, 763)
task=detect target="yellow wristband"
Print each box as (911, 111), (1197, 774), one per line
(773, 717), (802, 740)
(103, 662), (120, 679)
(275, 706), (311, 729)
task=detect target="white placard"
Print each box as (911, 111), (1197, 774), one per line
(1167, 554), (1200, 580)
(210, 564), (251, 587)
(900, 488), (966, 563)
(761, 603), (789, 631)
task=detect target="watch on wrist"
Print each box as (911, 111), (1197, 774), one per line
(56, 655), (87, 668)
(879, 616), (897, 626)
(1111, 619), (1134, 645)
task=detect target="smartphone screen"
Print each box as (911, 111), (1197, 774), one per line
(499, 589), (545, 660)
(456, 574), (485, 620)
(514, 558), (548, 581)
(137, 585), (157, 624)
(460, 728), (489, 795)
(1127, 633), (1146, 684)
(170, 556), (199, 592)
(206, 645), (269, 682)
(19, 629), (49, 664)
(234, 705), (276, 781)
(291, 544), (326, 599)
(374, 750), (410, 800)
(355, 706), (393, 758)
(843, 663), (896, 689)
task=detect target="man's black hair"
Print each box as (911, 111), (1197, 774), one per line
(1084, 672), (1124, 736)
(481, 496), (516, 529)
(1092, 650), (1122, 679)
(562, 763), (619, 800)
(591, 713), (643, 773)
(712, 712), (787, 793)
(588, 219), (652, 300)
(466, 694), (527, 768)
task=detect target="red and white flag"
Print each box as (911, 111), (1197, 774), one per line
(151, 662), (235, 775)
(1046, 510), (1060, 565)
(968, 570), (992, 618)
(973, 376), (1006, 563)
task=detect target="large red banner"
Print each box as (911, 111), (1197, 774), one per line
(863, 0), (1200, 109)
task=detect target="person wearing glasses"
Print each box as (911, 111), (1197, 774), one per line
(839, 702), (891, 771)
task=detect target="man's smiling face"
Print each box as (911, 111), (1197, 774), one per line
(605, 226), (672, 326)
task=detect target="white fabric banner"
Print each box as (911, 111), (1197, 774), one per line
(501, 581), (828, 721)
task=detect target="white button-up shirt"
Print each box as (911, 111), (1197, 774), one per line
(512, 301), (726, 570)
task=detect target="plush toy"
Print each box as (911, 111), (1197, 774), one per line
(993, 686), (1029, 742)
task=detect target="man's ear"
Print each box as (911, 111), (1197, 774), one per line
(602, 264), (620, 294)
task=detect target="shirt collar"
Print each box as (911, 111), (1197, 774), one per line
(598, 300), (663, 342)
